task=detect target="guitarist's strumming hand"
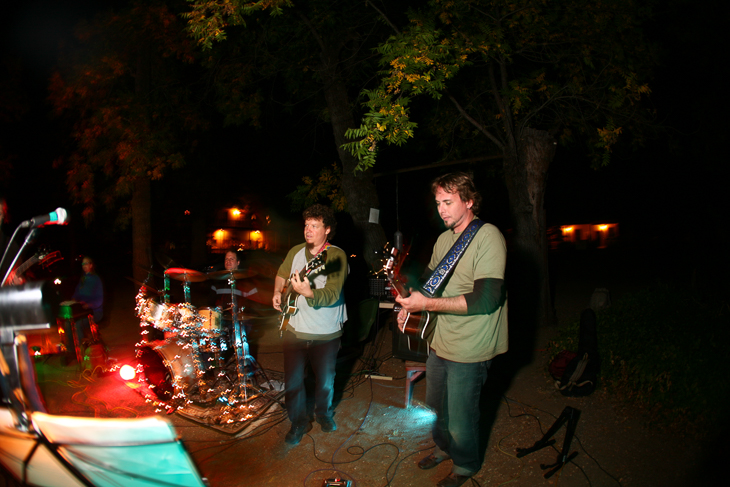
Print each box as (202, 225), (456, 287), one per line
(290, 272), (314, 299)
(395, 290), (428, 333)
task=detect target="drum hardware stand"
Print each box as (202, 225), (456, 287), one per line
(183, 278), (192, 304)
(187, 338), (213, 402)
(163, 274), (171, 304)
(227, 276), (274, 404)
(516, 406), (581, 479)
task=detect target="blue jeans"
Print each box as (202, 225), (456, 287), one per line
(426, 352), (491, 476)
(282, 332), (340, 427)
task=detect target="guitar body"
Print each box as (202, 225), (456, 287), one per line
(278, 249), (328, 337)
(278, 288), (299, 337)
(383, 247), (435, 350)
(398, 307), (432, 340)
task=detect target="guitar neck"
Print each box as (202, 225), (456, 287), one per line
(15, 256), (39, 276)
(387, 271), (411, 298)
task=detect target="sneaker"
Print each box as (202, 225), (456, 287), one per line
(284, 422), (312, 445)
(316, 416), (337, 432)
(418, 453), (448, 470)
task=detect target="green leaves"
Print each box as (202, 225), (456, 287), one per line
(183, 0), (293, 50)
(344, 0), (657, 168)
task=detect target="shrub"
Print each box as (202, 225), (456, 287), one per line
(549, 282), (730, 435)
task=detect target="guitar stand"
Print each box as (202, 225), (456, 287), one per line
(516, 406), (581, 479)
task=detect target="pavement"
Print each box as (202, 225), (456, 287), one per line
(21, 247), (706, 487)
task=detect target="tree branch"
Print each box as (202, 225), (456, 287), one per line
(445, 90), (503, 151)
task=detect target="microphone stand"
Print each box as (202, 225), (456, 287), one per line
(1, 228), (38, 286)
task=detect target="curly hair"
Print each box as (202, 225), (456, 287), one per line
(302, 204), (337, 240)
(431, 171), (482, 215)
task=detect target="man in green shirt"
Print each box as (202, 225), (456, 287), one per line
(396, 172), (508, 487)
(273, 204), (348, 445)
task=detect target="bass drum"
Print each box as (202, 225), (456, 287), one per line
(137, 339), (198, 401)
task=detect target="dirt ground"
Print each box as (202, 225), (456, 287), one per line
(13, 247), (716, 487)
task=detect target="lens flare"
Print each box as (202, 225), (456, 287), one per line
(119, 364), (136, 380)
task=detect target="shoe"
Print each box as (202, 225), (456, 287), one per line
(316, 416), (337, 432)
(418, 453), (448, 470)
(284, 422), (312, 445)
(437, 473), (471, 487)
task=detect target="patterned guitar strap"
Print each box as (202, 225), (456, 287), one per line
(421, 219), (485, 298)
(405, 219), (485, 348)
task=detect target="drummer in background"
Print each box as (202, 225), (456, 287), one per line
(209, 248), (258, 356)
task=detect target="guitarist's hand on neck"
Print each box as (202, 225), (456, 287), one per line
(290, 272), (314, 299)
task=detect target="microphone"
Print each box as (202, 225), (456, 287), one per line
(20, 208), (69, 228)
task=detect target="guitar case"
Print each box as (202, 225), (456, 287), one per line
(555, 308), (600, 397)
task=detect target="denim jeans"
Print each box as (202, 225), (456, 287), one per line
(282, 331), (340, 427)
(426, 352), (491, 476)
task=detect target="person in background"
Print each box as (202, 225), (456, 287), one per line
(209, 248), (258, 359)
(65, 256), (104, 356)
(272, 204), (348, 446)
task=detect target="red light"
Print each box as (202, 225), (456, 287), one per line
(119, 364), (136, 381)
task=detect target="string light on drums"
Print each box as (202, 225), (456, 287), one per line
(130, 266), (275, 424)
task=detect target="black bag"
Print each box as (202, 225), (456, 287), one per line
(555, 309), (600, 397)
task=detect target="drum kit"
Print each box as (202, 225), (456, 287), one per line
(134, 265), (274, 421)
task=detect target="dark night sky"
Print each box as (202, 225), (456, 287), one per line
(2, 0), (727, 273)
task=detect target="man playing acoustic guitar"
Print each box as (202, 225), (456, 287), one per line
(272, 204), (348, 446)
(395, 172), (508, 487)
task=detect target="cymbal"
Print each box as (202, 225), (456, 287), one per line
(165, 267), (207, 282)
(125, 276), (160, 294)
(155, 252), (178, 270)
(136, 264), (163, 278)
(206, 269), (258, 280)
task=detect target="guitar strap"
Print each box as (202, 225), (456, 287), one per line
(421, 219), (485, 298)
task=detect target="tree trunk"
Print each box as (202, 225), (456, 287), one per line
(320, 60), (386, 271)
(132, 178), (152, 283)
(503, 127), (557, 329)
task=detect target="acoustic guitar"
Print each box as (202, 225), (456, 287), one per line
(278, 249), (328, 337)
(383, 247), (432, 341)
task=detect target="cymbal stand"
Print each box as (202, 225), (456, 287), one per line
(163, 274), (171, 304)
(229, 277), (252, 402)
(183, 278), (191, 304)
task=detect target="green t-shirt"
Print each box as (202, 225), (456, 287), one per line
(428, 222), (508, 362)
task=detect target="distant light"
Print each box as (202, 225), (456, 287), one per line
(350, 254), (357, 258)
(184, 210), (191, 216)
(119, 364), (136, 381)
(598, 224), (608, 231)
(562, 226), (574, 234)
(54, 278), (62, 285)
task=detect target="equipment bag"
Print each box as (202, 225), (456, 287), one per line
(554, 308), (600, 397)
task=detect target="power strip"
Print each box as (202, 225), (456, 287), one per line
(365, 374), (393, 380)
(323, 479), (351, 487)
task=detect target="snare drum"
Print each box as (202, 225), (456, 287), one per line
(197, 308), (222, 332)
(137, 339), (198, 400)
